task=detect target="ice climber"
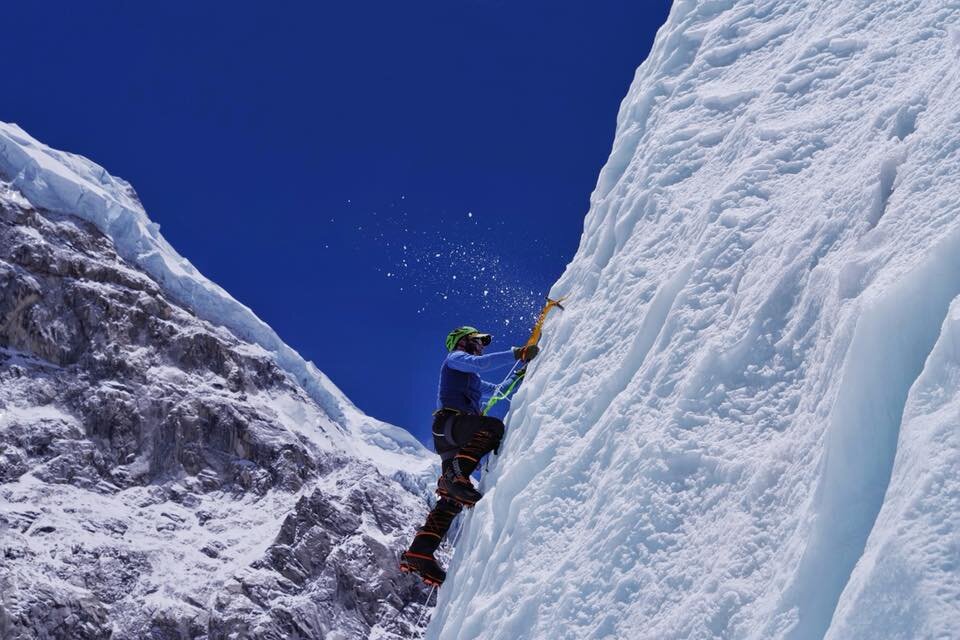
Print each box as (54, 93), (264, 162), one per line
(399, 326), (540, 586)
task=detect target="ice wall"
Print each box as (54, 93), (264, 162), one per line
(428, 1), (960, 638)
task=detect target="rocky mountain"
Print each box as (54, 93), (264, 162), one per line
(0, 123), (438, 639)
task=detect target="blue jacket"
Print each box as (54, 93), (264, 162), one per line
(437, 349), (517, 414)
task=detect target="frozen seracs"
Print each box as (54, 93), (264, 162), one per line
(427, 1), (960, 639)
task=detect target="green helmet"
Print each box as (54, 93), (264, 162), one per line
(445, 326), (492, 352)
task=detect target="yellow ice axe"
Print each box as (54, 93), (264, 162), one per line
(483, 296), (567, 415)
(524, 296), (567, 348)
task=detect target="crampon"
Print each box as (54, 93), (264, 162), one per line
(399, 551), (445, 587)
(436, 472), (482, 507)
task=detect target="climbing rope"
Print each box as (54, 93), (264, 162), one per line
(482, 359), (523, 415)
(414, 584), (437, 636)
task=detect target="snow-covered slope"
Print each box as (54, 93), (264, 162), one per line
(0, 121), (430, 482)
(429, 1), (960, 638)
(0, 122), (438, 638)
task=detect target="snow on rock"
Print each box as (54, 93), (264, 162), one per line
(428, 1), (960, 639)
(0, 121), (432, 481)
(0, 125), (438, 638)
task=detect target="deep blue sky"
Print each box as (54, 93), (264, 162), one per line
(3, 1), (671, 443)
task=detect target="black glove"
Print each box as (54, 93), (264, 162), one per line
(512, 366), (527, 380)
(512, 344), (540, 363)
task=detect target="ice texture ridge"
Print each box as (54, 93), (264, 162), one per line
(427, 1), (960, 638)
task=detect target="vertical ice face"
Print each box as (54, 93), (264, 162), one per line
(428, 1), (960, 639)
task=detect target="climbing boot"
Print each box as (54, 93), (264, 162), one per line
(436, 470), (482, 507)
(410, 497), (462, 552)
(399, 551), (445, 586)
